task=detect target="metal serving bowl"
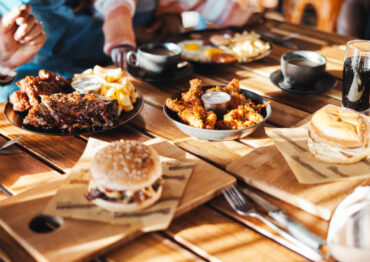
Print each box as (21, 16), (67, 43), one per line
(163, 86), (272, 141)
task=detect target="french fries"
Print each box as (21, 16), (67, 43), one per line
(73, 66), (138, 116)
(229, 31), (271, 62)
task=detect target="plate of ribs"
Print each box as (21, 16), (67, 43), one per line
(164, 78), (271, 141)
(5, 70), (143, 135)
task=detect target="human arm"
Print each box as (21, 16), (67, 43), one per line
(94, 0), (137, 69)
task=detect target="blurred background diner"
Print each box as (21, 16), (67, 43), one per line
(0, 0), (369, 102)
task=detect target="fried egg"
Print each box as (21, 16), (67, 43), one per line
(203, 46), (222, 57)
(178, 40), (204, 60)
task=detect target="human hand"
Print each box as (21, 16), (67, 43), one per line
(243, 12), (266, 28)
(111, 44), (134, 70)
(144, 14), (183, 42)
(0, 5), (46, 70)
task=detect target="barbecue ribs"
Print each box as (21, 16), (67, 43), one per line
(23, 92), (119, 133)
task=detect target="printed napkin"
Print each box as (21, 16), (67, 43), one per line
(265, 109), (370, 184)
(43, 138), (195, 232)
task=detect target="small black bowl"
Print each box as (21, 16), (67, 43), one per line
(163, 86), (271, 141)
(281, 51), (326, 88)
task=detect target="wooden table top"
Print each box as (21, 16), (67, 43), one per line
(0, 19), (354, 262)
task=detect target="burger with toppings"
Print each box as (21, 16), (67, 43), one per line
(86, 140), (163, 212)
(307, 105), (370, 164)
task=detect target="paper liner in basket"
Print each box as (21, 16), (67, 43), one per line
(265, 125), (370, 184)
(43, 138), (195, 232)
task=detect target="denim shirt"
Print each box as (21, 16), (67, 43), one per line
(0, 0), (157, 101)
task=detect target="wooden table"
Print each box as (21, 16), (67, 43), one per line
(0, 20), (354, 261)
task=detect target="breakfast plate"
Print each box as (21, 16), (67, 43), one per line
(178, 29), (272, 65)
(4, 91), (144, 136)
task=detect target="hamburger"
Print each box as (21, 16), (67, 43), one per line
(86, 140), (163, 212)
(307, 105), (370, 164)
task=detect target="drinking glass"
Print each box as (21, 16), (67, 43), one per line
(342, 40), (370, 112)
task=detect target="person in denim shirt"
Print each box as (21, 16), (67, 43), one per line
(0, 0), (156, 101)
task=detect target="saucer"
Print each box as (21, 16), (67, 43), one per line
(270, 70), (337, 95)
(127, 61), (193, 83)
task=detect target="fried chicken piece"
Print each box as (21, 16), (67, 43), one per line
(165, 98), (186, 113)
(205, 111), (217, 129)
(217, 104), (265, 130)
(178, 105), (206, 129)
(9, 91), (31, 112)
(166, 98), (206, 129)
(228, 91), (247, 108)
(181, 78), (203, 105)
(225, 78), (240, 93)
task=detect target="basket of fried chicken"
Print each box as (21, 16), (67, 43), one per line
(164, 78), (271, 141)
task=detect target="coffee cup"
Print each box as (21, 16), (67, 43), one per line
(126, 43), (182, 75)
(281, 51), (326, 87)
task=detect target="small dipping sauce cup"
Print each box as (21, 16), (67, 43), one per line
(201, 92), (231, 115)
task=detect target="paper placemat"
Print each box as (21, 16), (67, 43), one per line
(44, 138), (195, 232)
(266, 126), (370, 184)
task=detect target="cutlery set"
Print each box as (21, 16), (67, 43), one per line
(223, 185), (326, 261)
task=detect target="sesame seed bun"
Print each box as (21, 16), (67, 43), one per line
(90, 183), (163, 213)
(308, 105), (370, 164)
(90, 140), (162, 191)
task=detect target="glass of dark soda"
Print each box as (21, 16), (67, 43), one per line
(342, 40), (370, 112)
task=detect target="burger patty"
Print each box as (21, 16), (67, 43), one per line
(85, 178), (163, 204)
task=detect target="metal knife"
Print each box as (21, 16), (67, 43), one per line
(0, 184), (11, 196)
(239, 186), (325, 250)
(0, 136), (22, 150)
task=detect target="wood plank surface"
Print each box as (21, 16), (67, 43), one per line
(166, 206), (306, 261)
(106, 233), (204, 262)
(263, 20), (353, 44)
(0, 136), (61, 196)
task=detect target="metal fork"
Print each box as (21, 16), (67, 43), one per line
(223, 186), (326, 262)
